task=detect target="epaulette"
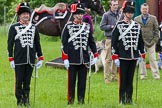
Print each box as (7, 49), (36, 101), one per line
(9, 22), (19, 28)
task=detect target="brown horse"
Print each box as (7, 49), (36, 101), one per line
(31, 0), (105, 36)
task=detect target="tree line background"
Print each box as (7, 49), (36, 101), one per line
(0, 0), (110, 24)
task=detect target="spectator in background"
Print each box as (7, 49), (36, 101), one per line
(134, 3), (160, 80)
(100, 0), (120, 84)
(83, 8), (94, 34)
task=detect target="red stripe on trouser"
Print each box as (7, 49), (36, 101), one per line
(67, 69), (70, 102)
(118, 67), (120, 103)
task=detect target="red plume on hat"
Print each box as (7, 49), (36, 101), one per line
(15, 0), (25, 13)
(16, 3), (20, 13)
(122, 0), (127, 10)
(71, 3), (85, 14)
(122, 0), (135, 13)
(71, 4), (77, 13)
(16, 1), (30, 15)
(77, 0), (80, 3)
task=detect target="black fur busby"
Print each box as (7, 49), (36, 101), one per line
(123, 1), (135, 13)
(71, 3), (85, 14)
(16, 2), (31, 15)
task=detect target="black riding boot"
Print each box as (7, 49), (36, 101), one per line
(68, 97), (74, 105)
(126, 94), (132, 104)
(17, 100), (23, 107)
(17, 95), (23, 107)
(78, 96), (85, 104)
(23, 94), (30, 108)
(119, 94), (126, 105)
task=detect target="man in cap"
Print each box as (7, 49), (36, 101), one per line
(61, 3), (98, 104)
(111, 1), (145, 104)
(7, 2), (44, 107)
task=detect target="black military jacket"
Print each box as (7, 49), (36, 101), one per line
(7, 22), (43, 65)
(111, 20), (145, 59)
(61, 21), (98, 65)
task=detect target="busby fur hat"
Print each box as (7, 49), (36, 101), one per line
(71, 3), (85, 14)
(16, 2), (31, 15)
(122, 1), (135, 13)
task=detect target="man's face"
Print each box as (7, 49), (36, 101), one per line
(110, 1), (119, 12)
(141, 5), (149, 15)
(74, 13), (84, 21)
(19, 12), (30, 22)
(125, 12), (134, 20)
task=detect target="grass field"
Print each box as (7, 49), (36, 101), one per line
(0, 26), (162, 108)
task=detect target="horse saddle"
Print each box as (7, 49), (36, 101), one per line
(35, 3), (67, 19)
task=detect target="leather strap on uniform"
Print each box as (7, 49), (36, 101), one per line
(68, 22), (86, 43)
(118, 20), (135, 40)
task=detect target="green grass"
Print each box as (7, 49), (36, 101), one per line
(0, 26), (162, 108)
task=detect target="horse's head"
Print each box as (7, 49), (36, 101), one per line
(86, 0), (105, 16)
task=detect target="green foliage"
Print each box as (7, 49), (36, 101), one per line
(0, 2), (5, 23)
(102, 0), (110, 12)
(94, 23), (105, 41)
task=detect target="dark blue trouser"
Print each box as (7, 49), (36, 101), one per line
(119, 59), (137, 104)
(68, 64), (87, 104)
(15, 64), (33, 103)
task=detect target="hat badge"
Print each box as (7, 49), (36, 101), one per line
(131, 1), (133, 5)
(24, 2), (27, 6)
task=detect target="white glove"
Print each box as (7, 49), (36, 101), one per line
(64, 59), (69, 70)
(10, 61), (15, 69)
(35, 60), (43, 69)
(91, 57), (98, 65)
(114, 59), (120, 67)
(138, 57), (144, 63)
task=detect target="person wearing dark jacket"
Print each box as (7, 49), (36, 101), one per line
(159, 22), (162, 54)
(61, 3), (98, 104)
(7, 2), (44, 107)
(158, 22), (162, 68)
(111, 1), (145, 104)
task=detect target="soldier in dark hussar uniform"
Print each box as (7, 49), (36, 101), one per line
(61, 3), (98, 104)
(111, 1), (145, 104)
(7, 2), (44, 107)
(158, 23), (162, 68)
